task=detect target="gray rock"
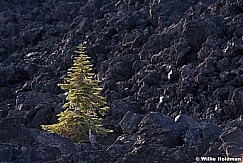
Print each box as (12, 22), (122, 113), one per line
(202, 123), (223, 141)
(110, 97), (141, 119)
(0, 117), (111, 162)
(184, 20), (207, 51)
(137, 112), (180, 147)
(12, 91), (63, 127)
(175, 114), (199, 129)
(231, 88), (243, 110)
(107, 134), (137, 161)
(183, 128), (202, 146)
(1, 0), (243, 162)
(0, 87), (15, 103)
(238, 0), (243, 10)
(119, 111), (144, 134)
(220, 127), (243, 157)
(0, 144), (13, 162)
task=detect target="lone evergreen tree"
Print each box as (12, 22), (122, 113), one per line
(42, 44), (109, 143)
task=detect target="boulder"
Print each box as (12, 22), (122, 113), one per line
(110, 97), (141, 119)
(136, 112), (180, 147)
(119, 111), (144, 134)
(0, 117), (111, 162)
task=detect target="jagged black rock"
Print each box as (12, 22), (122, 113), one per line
(0, 0), (242, 162)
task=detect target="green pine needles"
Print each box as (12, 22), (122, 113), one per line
(41, 44), (110, 143)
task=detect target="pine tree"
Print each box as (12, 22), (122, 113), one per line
(42, 44), (109, 143)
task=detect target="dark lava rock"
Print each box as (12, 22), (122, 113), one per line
(231, 88), (243, 110)
(107, 134), (137, 162)
(119, 111), (144, 134)
(1, 0), (243, 162)
(220, 117), (243, 157)
(0, 117), (111, 163)
(184, 20), (207, 51)
(136, 112), (180, 147)
(0, 143), (13, 162)
(221, 127), (243, 157)
(10, 91), (63, 127)
(110, 96), (141, 119)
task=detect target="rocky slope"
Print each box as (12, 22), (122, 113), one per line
(0, 0), (243, 162)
